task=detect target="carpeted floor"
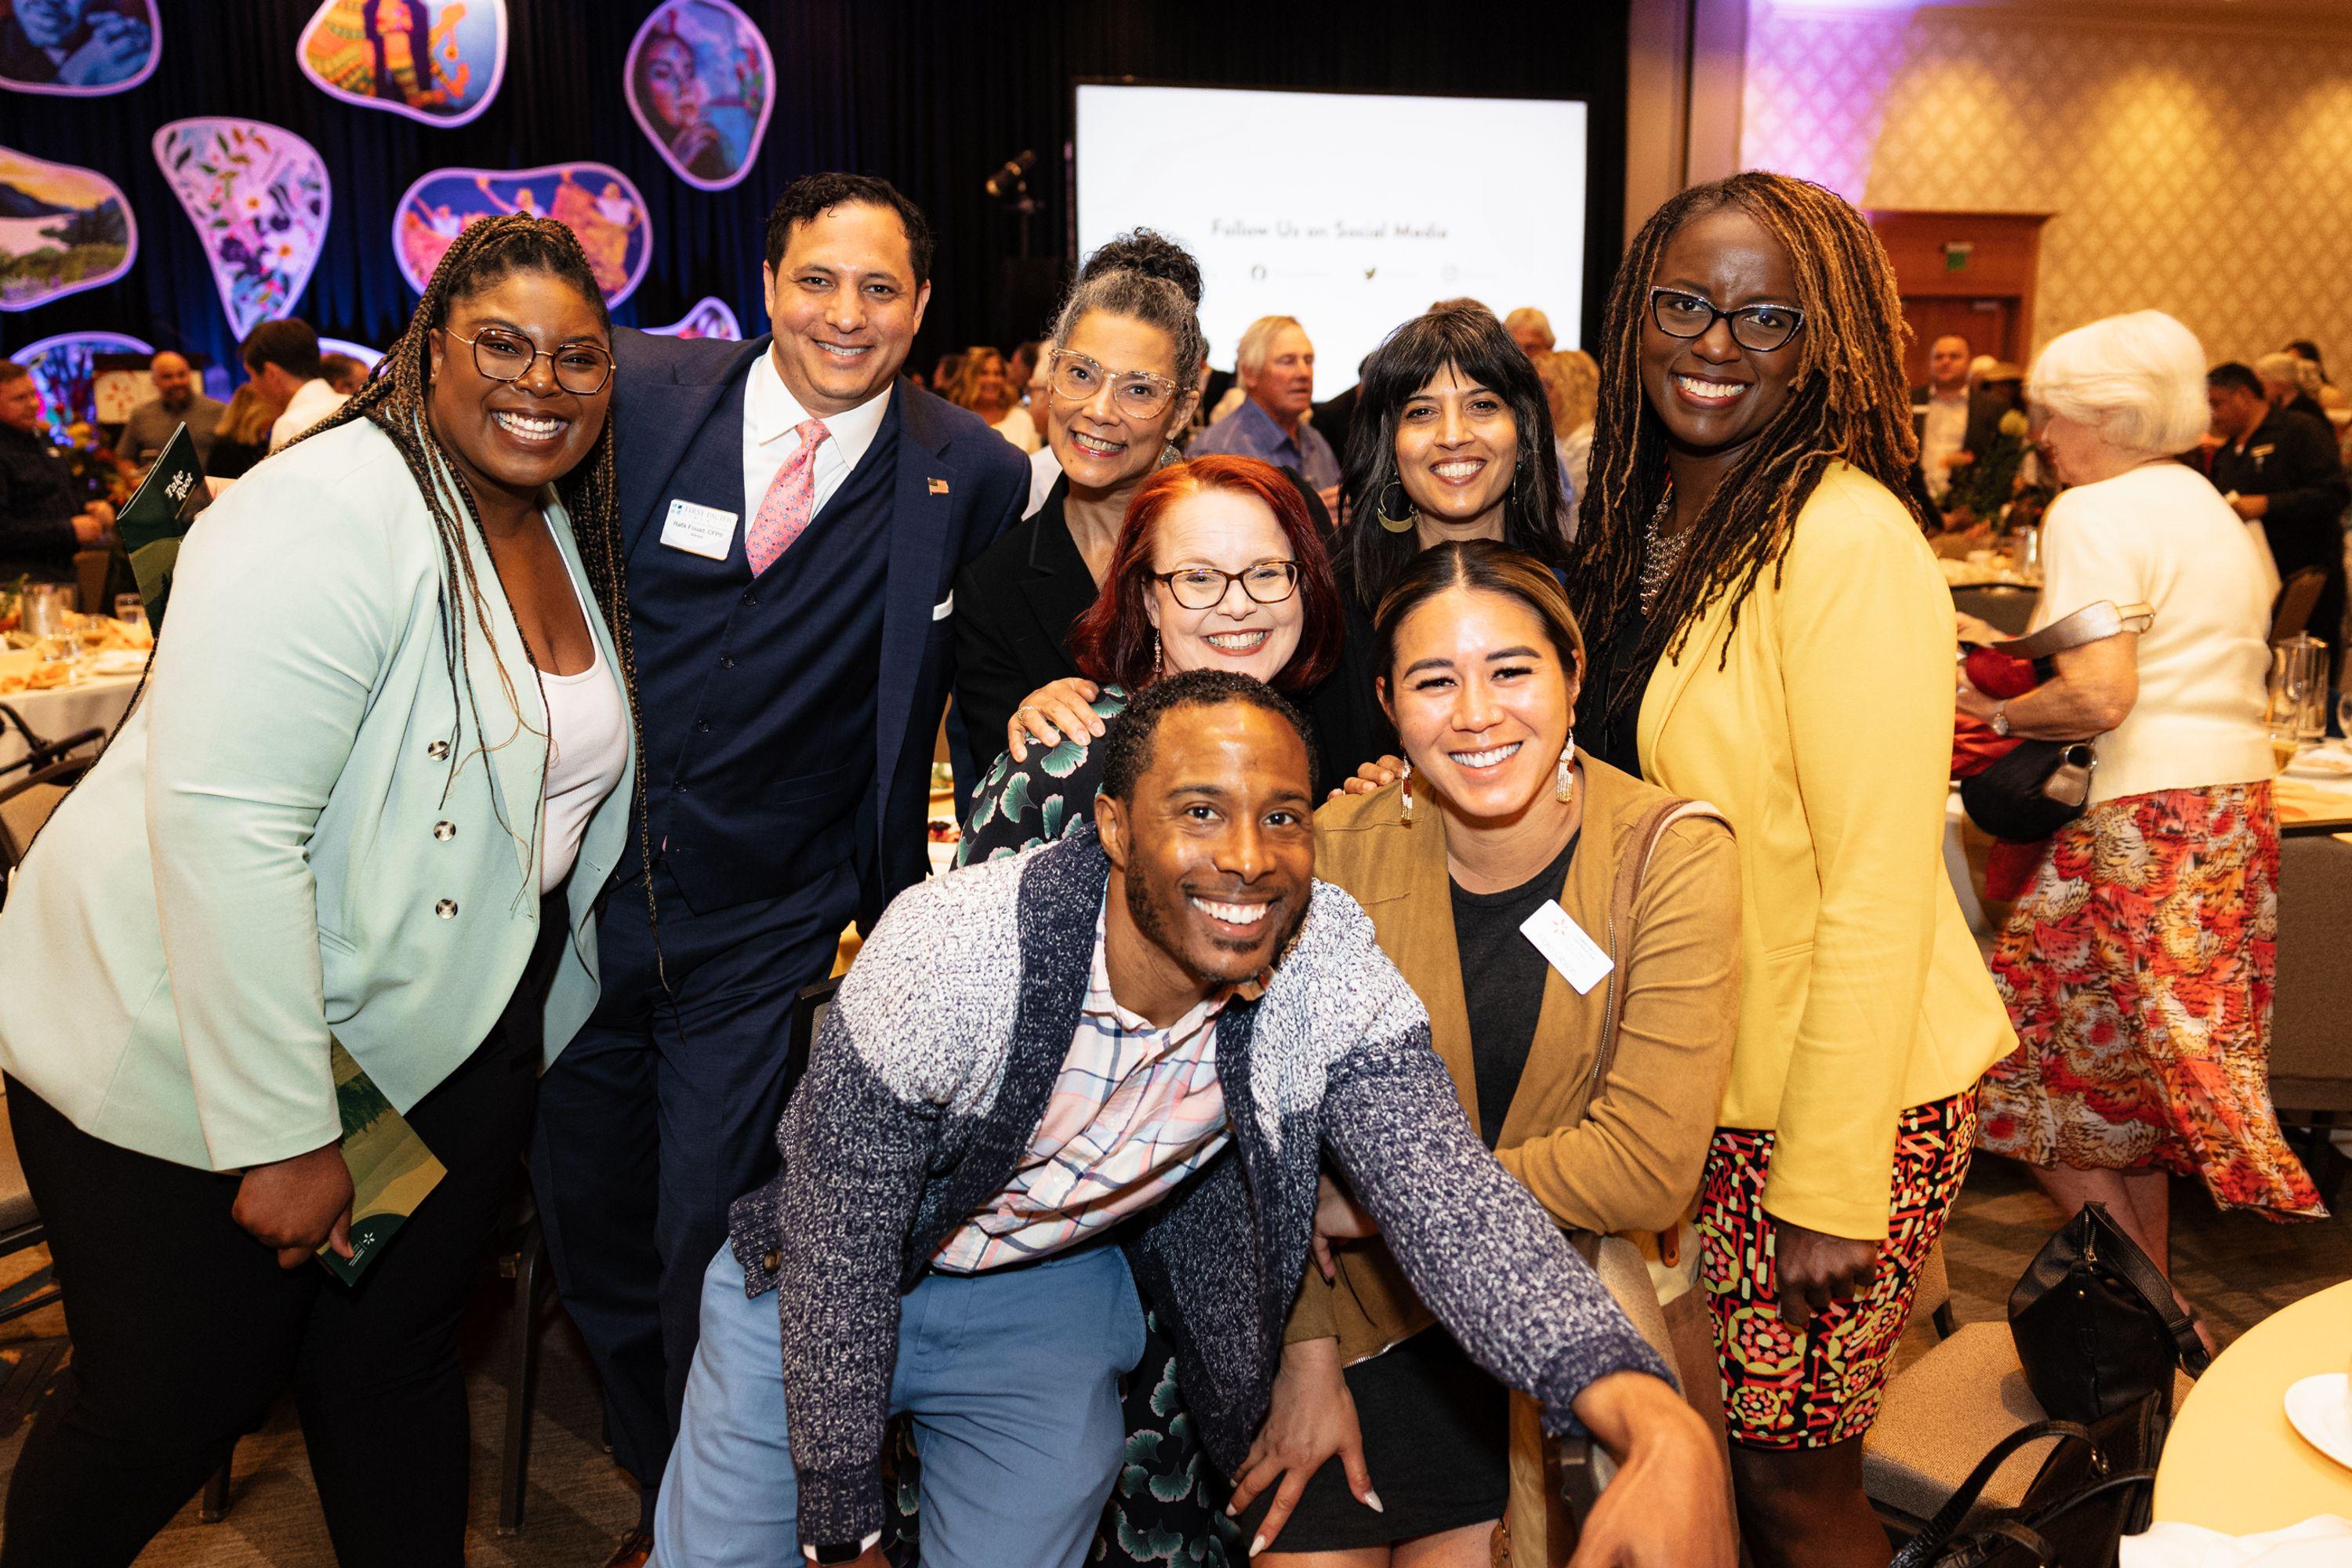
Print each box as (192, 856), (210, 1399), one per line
(0, 1149), (2343, 1566)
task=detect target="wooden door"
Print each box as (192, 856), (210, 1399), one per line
(1904, 297), (2016, 383)
(1867, 210), (2051, 388)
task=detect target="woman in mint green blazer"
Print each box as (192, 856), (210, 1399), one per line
(0, 216), (641, 1568)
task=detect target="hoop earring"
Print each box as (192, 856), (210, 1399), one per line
(1375, 476), (1417, 534)
(1556, 728), (1577, 804)
(1399, 758), (1415, 823)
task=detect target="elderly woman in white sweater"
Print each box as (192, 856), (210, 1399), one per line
(1958, 310), (2325, 1342)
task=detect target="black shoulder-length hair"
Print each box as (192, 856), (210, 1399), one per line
(1338, 306), (1570, 614)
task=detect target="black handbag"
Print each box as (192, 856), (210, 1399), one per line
(1959, 601), (2153, 843)
(1888, 1417), (2157, 1568)
(2009, 1203), (2210, 1425)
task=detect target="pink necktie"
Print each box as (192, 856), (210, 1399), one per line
(745, 418), (831, 575)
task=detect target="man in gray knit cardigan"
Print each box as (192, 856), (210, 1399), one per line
(655, 672), (1730, 1567)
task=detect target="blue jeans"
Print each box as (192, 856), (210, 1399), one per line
(655, 1240), (1148, 1568)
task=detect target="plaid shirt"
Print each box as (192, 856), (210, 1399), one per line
(931, 903), (1234, 1273)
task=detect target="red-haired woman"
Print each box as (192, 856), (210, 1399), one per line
(956, 452), (1347, 864)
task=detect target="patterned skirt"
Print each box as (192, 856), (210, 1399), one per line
(1976, 780), (2325, 1219)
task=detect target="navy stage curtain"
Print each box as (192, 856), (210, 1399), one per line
(0, 0), (1630, 379)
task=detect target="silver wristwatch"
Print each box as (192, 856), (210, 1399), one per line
(1989, 701), (2011, 739)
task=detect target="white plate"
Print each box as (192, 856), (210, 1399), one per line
(85, 649), (149, 677)
(2286, 745), (2352, 779)
(2284, 1372), (2352, 1469)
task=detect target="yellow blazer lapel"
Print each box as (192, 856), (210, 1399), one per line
(1635, 589), (1737, 775)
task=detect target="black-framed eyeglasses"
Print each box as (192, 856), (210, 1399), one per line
(441, 325), (615, 395)
(1151, 560), (1301, 611)
(1050, 349), (1180, 420)
(1647, 288), (1806, 353)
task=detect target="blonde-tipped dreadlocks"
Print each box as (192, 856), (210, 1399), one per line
(1571, 172), (1921, 728)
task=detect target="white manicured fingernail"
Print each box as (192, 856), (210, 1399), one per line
(1365, 1490), (1384, 1513)
(1250, 1535), (1266, 1556)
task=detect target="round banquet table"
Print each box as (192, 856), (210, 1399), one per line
(2153, 1279), (2352, 1532)
(0, 668), (143, 771)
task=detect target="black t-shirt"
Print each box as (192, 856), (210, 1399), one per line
(1449, 829), (1581, 1149)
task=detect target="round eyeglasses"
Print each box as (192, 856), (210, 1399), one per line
(1050, 349), (1180, 421)
(1150, 561), (1301, 611)
(442, 325), (615, 396)
(1647, 288), (1806, 353)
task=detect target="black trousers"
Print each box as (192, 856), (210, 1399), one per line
(0, 902), (563, 1568)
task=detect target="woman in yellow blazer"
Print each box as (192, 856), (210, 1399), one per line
(1566, 173), (2014, 1568)
(1226, 542), (1742, 1566)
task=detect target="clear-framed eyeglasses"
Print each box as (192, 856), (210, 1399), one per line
(1646, 288), (1806, 353)
(1049, 349), (1180, 420)
(442, 325), (615, 395)
(1150, 560), (1301, 611)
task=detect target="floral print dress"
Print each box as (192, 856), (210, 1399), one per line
(956, 686), (1132, 868)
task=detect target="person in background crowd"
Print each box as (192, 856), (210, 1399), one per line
(1911, 333), (1973, 507)
(1233, 542), (1740, 1566)
(949, 343), (1039, 452)
(1006, 338), (1043, 408)
(245, 318), (348, 453)
(1309, 354), (1371, 481)
(652, 669), (1733, 1568)
(2209, 361), (2350, 684)
(1323, 307), (1573, 771)
(0, 0), (151, 87)
(320, 351), (371, 397)
(0, 213), (636, 1568)
(204, 379), (285, 481)
(1191, 314), (1342, 514)
(2284, 339), (2351, 420)
(1504, 305), (1555, 358)
(1547, 347), (1600, 508)
(114, 350), (225, 469)
(1430, 296), (1494, 316)
(2255, 350), (2331, 431)
(530, 172), (1027, 1568)
(0, 360), (111, 583)
(931, 347), (964, 394)
(1962, 311), (2322, 1358)
(1571, 171), (2014, 1568)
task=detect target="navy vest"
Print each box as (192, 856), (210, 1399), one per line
(626, 374), (898, 913)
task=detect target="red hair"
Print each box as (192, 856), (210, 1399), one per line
(1066, 455), (1343, 693)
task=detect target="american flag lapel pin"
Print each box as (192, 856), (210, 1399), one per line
(927, 477), (950, 495)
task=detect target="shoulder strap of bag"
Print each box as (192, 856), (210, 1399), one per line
(1887, 1421), (2100, 1568)
(1990, 600), (2154, 661)
(1580, 797), (1728, 1119)
(2082, 1210), (2213, 1374)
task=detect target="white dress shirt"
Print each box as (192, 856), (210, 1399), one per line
(1918, 388), (1969, 501)
(267, 378), (350, 453)
(741, 348), (892, 521)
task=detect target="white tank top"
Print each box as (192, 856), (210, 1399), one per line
(536, 542), (630, 895)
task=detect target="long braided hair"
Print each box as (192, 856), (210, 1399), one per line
(1573, 172), (1919, 729)
(291, 213), (655, 931)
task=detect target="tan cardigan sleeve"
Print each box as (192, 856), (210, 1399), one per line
(1496, 816), (1743, 1233)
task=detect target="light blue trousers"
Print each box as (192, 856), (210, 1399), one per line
(654, 1240), (1146, 1568)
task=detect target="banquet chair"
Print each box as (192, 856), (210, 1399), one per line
(0, 756), (92, 895)
(2268, 830), (2352, 1205)
(2270, 566), (2327, 642)
(0, 1087), (62, 1327)
(73, 550), (110, 626)
(1951, 583), (2038, 637)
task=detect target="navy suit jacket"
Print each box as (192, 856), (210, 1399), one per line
(610, 328), (1027, 927)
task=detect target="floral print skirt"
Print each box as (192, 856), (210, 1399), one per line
(1976, 780), (2324, 1219)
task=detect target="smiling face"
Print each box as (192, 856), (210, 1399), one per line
(762, 200), (930, 418)
(1244, 323), (1315, 421)
(971, 351), (1007, 405)
(17, 0), (86, 48)
(1394, 365), (1519, 536)
(1145, 485), (1305, 682)
(1050, 311), (1185, 492)
(1101, 701), (1316, 986)
(1639, 205), (1805, 464)
(425, 268), (612, 503)
(1381, 586), (1580, 826)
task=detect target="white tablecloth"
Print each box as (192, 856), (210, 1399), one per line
(0, 670), (143, 771)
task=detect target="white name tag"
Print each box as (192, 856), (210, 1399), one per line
(659, 498), (738, 560)
(1519, 899), (1613, 995)
(931, 592), (955, 621)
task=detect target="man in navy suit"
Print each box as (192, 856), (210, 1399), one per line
(528, 173), (1028, 1566)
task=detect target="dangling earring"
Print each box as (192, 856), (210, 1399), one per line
(1556, 728), (1577, 804)
(1398, 758), (1415, 823)
(1375, 476), (1417, 534)
(1152, 633), (1163, 682)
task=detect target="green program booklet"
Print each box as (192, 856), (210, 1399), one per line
(318, 1039), (446, 1286)
(113, 419), (208, 630)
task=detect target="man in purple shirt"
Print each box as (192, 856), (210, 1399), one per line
(1191, 315), (1342, 513)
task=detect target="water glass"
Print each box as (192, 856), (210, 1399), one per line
(20, 583), (71, 641)
(114, 593), (145, 628)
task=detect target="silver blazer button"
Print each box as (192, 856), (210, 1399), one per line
(433, 822), (456, 841)
(426, 739), (451, 760)
(435, 898), (458, 919)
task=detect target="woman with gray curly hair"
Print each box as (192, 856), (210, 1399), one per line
(1962, 310), (2324, 1342)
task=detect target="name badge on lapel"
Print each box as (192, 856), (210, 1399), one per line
(659, 499), (738, 560)
(1519, 900), (1613, 995)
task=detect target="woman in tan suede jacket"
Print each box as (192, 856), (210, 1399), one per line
(1226, 541), (1742, 1566)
